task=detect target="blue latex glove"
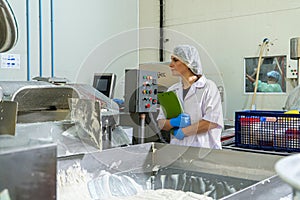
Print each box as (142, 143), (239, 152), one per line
(170, 113), (191, 128)
(173, 128), (185, 140)
(113, 98), (124, 105)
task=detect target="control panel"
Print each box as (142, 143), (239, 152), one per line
(124, 69), (158, 113)
(286, 64), (298, 79)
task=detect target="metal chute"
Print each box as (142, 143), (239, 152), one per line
(0, 0), (18, 53)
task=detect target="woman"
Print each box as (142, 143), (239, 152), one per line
(157, 45), (223, 149)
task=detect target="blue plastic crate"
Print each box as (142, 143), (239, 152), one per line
(235, 110), (300, 152)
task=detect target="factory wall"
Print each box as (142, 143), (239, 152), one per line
(139, 0), (300, 122)
(0, 0), (139, 99)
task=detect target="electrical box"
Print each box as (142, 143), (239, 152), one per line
(286, 64), (298, 79)
(124, 69), (158, 113)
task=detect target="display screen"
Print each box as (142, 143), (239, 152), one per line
(95, 79), (108, 92)
(92, 73), (116, 98)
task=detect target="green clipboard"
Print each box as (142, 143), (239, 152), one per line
(157, 91), (183, 119)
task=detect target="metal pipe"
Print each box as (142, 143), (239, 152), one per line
(148, 112), (167, 143)
(298, 59), (300, 86)
(159, 0), (164, 62)
(26, 0), (30, 80)
(290, 37), (300, 86)
(50, 0), (54, 77)
(139, 113), (146, 144)
(39, 0), (43, 77)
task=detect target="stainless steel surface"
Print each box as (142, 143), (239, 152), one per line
(0, 81), (120, 124)
(33, 76), (69, 84)
(222, 145), (292, 156)
(15, 110), (128, 157)
(15, 121), (100, 158)
(0, 101), (17, 135)
(139, 113), (146, 143)
(68, 84), (120, 127)
(58, 142), (286, 199)
(0, 81), (52, 100)
(0, 0), (18, 53)
(0, 137), (56, 200)
(290, 37), (300, 86)
(119, 112), (162, 144)
(69, 98), (102, 149)
(0, 81), (129, 158)
(298, 59), (300, 86)
(0, 81), (131, 199)
(221, 175), (292, 200)
(17, 109), (69, 123)
(12, 86), (80, 112)
(124, 69), (158, 113)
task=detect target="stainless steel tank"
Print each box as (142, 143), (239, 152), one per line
(57, 143), (292, 199)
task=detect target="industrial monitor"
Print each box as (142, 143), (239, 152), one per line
(93, 73), (116, 99)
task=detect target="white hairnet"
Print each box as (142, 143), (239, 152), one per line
(172, 45), (203, 75)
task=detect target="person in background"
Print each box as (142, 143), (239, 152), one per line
(157, 45), (224, 149)
(246, 70), (282, 92)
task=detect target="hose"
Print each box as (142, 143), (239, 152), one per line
(148, 112), (168, 143)
(250, 38), (269, 110)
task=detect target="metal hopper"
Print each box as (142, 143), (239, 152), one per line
(58, 142), (292, 199)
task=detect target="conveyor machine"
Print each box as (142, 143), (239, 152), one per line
(0, 81), (130, 157)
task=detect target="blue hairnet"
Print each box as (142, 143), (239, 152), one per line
(172, 45), (203, 75)
(267, 71), (280, 81)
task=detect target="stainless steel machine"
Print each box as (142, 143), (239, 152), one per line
(0, 80), (132, 199)
(57, 142), (292, 199)
(0, 81), (130, 156)
(123, 69), (159, 144)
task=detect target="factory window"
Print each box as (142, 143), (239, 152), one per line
(244, 55), (287, 93)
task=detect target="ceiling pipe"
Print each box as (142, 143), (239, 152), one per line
(159, 0), (164, 62)
(26, 0), (31, 80)
(39, 0), (43, 77)
(50, 0), (54, 77)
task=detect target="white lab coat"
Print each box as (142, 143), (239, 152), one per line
(157, 75), (224, 149)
